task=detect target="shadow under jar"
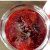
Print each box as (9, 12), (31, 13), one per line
(0, 4), (50, 50)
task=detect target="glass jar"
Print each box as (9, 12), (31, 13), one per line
(0, 4), (50, 50)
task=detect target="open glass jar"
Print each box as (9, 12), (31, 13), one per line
(0, 4), (50, 50)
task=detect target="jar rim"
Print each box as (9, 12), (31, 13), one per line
(1, 4), (49, 50)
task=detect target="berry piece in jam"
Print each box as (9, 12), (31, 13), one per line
(5, 9), (46, 50)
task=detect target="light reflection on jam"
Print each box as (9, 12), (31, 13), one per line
(5, 9), (46, 50)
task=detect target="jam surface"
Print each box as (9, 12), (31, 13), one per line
(5, 9), (46, 50)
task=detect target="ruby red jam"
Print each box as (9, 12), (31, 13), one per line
(5, 9), (46, 50)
